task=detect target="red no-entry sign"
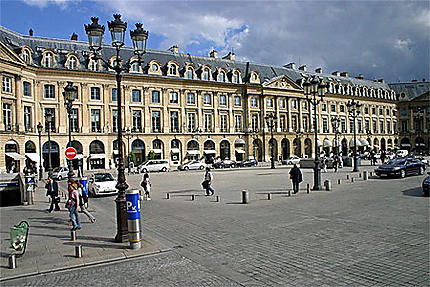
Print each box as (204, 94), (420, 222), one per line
(65, 147), (77, 160)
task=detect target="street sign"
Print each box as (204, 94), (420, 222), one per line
(65, 147), (77, 160)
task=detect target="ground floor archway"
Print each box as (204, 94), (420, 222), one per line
(281, 138), (290, 160)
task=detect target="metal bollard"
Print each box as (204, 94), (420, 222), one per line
(166, 193), (170, 199)
(306, 183), (310, 194)
(288, 190), (291, 197)
(351, 177), (355, 183)
(370, 171), (373, 177)
(242, 190), (250, 204)
(267, 193), (272, 200)
(191, 194), (195, 201)
(75, 245), (82, 258)
(346, 175), (350, 180)
(216, 195), (220, 202)
(8, 254), (16, 269)
(71, 230), (76, 241)
(338, 179), (341, 184)
(126, 190), (141, 249)
(363, 171), (368, 180)
(324, 180), (331, 191)
(359, 172), (362, 178)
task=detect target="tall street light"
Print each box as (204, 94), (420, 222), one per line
(303, 76), (327, 190)
(45, 111), (54, 178)
(347, 99), (362, 172)
(85, 15), (149, 242)
(264, 113), (277, 169)
(331, 116), (341, 157)
(124, 127), (134, 174)
(37, 122), (43, 180)
(63, 81), (77, 188)
(295, 130), (303, 157)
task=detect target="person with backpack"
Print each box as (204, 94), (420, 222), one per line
(289, 164), (303, 194)
(77, 182), (96, 223)
(140, 172), (151, 200)
(202, 167), (215, 196)
(67, 181), (81, 230)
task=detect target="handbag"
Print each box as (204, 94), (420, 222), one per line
(201, 180), (208, 189)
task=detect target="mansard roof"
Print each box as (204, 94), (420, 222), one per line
(0, 25), (391, 93)
(388, 81), (430, 102)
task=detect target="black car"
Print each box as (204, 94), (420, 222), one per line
(238, 159), (258, 167)
(212, 159), (237, 169)
(375, 157), (426, 178)
(422, 172), (430, 197)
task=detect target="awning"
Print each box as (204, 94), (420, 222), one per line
(171, 148), (181, 153)
(349, 138), (362, 147)
(6, 152), (26, 160)
(359, 138), (370, 146)
(401, 143), (411, 147)
(235, 149), (246, 154)
(25, 153), (39, 163)
(203, 150), (216, 154)
(235, 138), (245, 145)
(416, 143), (426, 147)
(323, 139), (332, 148)
(317, 139), (323, 147)
(151, 149), (163, 154)
(89, 154), (105, 159)
(5, 140), (17, 145)
(187, 150), (200, 155)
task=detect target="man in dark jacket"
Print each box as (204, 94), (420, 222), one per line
(45, 176), (60, 212)
(289, 164), (303, 194)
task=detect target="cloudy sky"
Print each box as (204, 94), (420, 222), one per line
(1, 0), (429, 83)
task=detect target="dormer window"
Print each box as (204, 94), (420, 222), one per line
(187, 67), (194, 79)
(202, 68), (210, 80)
(218, 71), (225, 82)
(232, 71), (239, 83)
(131, 62), (139, 72)
(44, 52), (53, 68)
(250, 72), (259, 83)
(152, 63), (159, 72)
(68, 56), (78, 70)
(169, 64), (177, 76)
(22, 50), (30, 64)
(89, 59), (98, 71)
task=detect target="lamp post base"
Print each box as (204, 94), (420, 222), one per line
(353, 157), (359, 172)
(312, 160), (322, 191)
(114, 197), (128, 243)
(271, 158), (275, 169)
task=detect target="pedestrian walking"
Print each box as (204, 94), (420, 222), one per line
(67, 181), (81, 230)
(202, 167), (215, 196)
(322, 157), (328, 173)
(339, 156), (344, 168)
(333, 156), (338, 173)
(77, 182), (96, 223)
(45, 176), (60, 212)
(140, 172), (151, 200)
(289, 164), (303, 194)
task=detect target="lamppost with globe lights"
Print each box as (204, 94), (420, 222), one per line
(264, 113), (277, 169)
(331, 115), (341, 157)
(37, 122), (43, 180)
(303, 76), (327, 190)
(85, 14), (149, 242)
(347, 99), (362, 172)
(45, 111), (54, 178)
(123, 127), (134, 174)
(63, 81), (77, 187)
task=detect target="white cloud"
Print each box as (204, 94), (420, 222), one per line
(22, 0), (79, 9)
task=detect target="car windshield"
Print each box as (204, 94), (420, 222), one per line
(94, 173), (114, 182)
(53, 167), (62, 172)
(387, 159), (405, 166)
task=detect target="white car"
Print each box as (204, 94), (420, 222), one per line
(138, 160), (170, 173)
(89, 173), (117, 197)
(282, 156), (301, 165)
(51, 166), (69, 180)
(178, 161), (206, 171)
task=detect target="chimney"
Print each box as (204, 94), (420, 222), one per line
(340, 72), (349, 77)
(284, 62), (296, 69)
(332, 71), (340, 77)
(355, 74), (364, 80)
(411, 79), (418, 82)
(209, 50), (218, 58)
(29, 29), (33, 36)
(298, 65), (306, 71)
(71, 33), (78, 41)
(222, 52), (235, 61)
(376, 78), (385, 83)
(168, 45), (178, 53)
(423, 78), (426, 82)
(315, 67), (323, 74)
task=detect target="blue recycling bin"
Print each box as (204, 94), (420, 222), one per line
(126, 190), (141, 249)
(80, 177), (88, 196)
(25, 176), (34, 185)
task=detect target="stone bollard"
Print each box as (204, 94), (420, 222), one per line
(191, 194), (195, 201)
(359, 172), (362, 178)
(267, 193), (272, 200)
(363, 171), (368, 180)
(216, 195), (220, 202)
(242, 190), (250, 204)
(346, 175), (350, 180)
(306, 184), (310, 194)
(351, 177), (355, 183)
(370, 171), (373, 177)
(166, 193), (170, 199)
(338, 179), (341, 184)
(288, 190), (291, 197)
(324, 180), (331, 191)
(75, 245), (82, 258)
(71, 230), (76, 241)
(8, 254), (16, 269)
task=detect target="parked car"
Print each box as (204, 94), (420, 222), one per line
(178, 160), (206, 171)
(422, 172), (430, 197)
(375, 157), (426, 178)
(137, 159), (170, 173)
(238, 159), (258, 167)
(88, 173), (117, 197)
(281, 156), (301, 165)
(51, 166), (69, 180)
(212, 159), (237, 169)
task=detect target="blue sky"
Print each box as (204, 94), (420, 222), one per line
(1, 0), (429, 83)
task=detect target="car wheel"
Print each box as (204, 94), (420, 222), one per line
(199, 166), (204, 170)
(184, 166), (189, 171)
(231, 164), (236, 168)
(400, 170), (406, 178)
(58, 175), (62, 180)
(142, 168), (148, 173)
(161, 167), (167, 172)
(418, 167), (424, 175)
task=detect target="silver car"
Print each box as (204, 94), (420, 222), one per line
(178, 161), (206, 171)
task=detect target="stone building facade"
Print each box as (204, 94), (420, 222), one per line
(0, 26), (398, 173)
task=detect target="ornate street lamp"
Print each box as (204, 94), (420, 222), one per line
(123, 127), (134, 174)
(63, 81), (77, 187)
(303, 76), (327, 190)
(45, 111), (54, 178)
(37, 122), (43, 180)
(264, 113), (277, 169)
(331, 116), (341, 157)
(294, 130), (303, 157)
(347, 99), (362, 172)
(85, 14), (149, 243)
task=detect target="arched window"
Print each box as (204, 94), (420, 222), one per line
(151, 63), (159, 72)
(89, 140), (105, 154)
(218, 71), (225, 82)
(131, 62), (139, 72)
(187, 67), (193, 79)
(169, 64), (177, 75)
(232, 71), (239, 83)
(203, 68), (210, 80)
(89, 59), (98, 71)
(25, 140), (36, 153)
(23, 50), (30, 64)
(187, 140), (199, 150)
(45, 52), (53, 68)
(68, 56), (77, 69)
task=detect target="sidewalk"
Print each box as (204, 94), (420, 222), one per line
(0, 182), (170, 281)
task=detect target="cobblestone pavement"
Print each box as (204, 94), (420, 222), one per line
(3, 165), (429, 286)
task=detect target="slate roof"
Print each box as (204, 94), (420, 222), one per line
(388, 81), (430, 102)
(0, 25), (391, 92)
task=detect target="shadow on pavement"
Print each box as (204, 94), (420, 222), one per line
(402, 187), (424, 197)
